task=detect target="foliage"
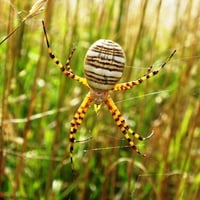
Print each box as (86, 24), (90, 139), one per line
(0, 0), (200, 199)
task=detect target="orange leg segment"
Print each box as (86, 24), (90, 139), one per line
(105, 95), (153, 156)
(69, 93), (93, 171)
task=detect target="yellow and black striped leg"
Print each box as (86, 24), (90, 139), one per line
(65, 46), (76, 72)
(113, 50), (176, 91)
(42, 20), (89, 88)
(69, 93), (93, 172)
(105, 95), (153, 156)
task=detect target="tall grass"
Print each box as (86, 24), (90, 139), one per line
(0, 0), (200, 199)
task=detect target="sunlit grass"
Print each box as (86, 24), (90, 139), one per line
(0, 0), (200, 199)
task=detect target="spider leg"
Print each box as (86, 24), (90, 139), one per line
(105, 95), (152, 156)
(65, 46), (76, 72)
(69, 92), (93, 171)
(42, 20), (89, 88)
(113, 50), (176, 91)
(146, 65), (153, 74)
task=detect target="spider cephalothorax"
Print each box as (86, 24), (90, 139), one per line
(42, 21), (176, 172)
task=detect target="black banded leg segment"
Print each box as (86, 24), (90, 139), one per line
(42, 20), (89, 87)
(105, 96), (149, 156)
(113, 50), (176, 91)
(69, 93), (93, 171)
(65, 47), (76, 72)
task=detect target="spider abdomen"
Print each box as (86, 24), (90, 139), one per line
(84, 39), (126, 90)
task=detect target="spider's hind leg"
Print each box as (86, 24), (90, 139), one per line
(69, 93), (93, 172)
(105, 96), (153, 156)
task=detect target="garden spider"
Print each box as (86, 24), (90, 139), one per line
(42, 21), (176, 172)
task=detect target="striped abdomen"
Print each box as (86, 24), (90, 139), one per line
(84, 39), (126, 90)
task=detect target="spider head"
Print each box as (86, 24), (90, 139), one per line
(84, 39), (126, 91)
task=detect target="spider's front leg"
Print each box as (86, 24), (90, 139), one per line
(105, 95), (153, 156)
(69, 93), (93, 172)
(42, 20), (89, 88)
(113, 50), (176, 91)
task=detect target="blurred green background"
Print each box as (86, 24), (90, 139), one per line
(0, 0), (200, 199)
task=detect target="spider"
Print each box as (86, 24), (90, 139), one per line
(42, 21), (176, 172)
